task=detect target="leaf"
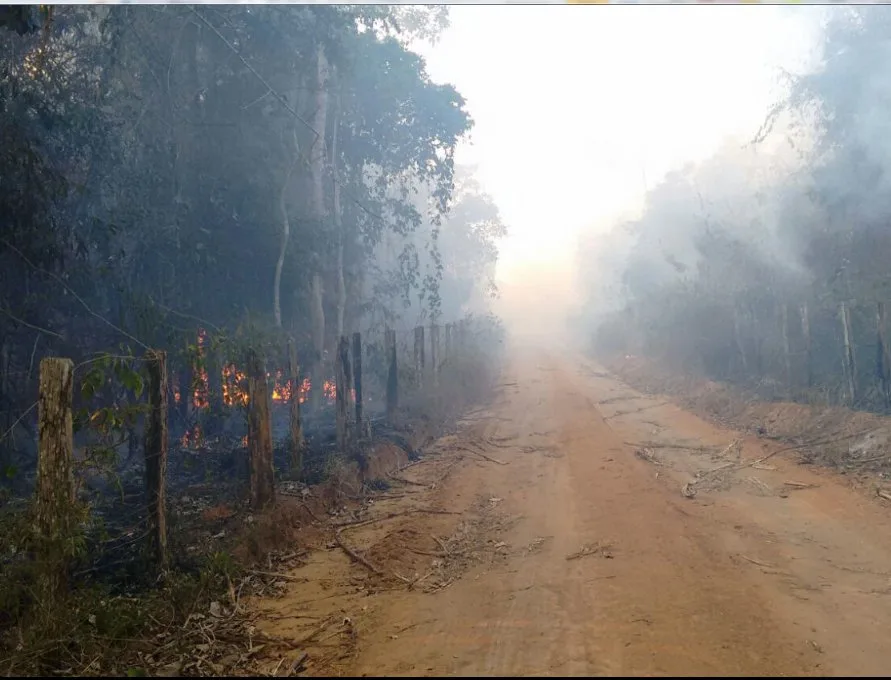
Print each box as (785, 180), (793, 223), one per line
(80, 367), (104, 400)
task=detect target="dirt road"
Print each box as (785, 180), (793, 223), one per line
(257, 346), (891, 676)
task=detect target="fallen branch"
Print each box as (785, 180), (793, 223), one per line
(566, 542), (613, 561)
(739, 554), (773, 569)
(431, 534), (450, 556)
(625, 441), (710, 451)
(454, 444), (507, 465)
(386, 471), (429, 488)
(247, 569), (307, 582)
(605, 401), (669, 420)
(292, 617), (339, 646)
(334, 507), (460, 530)
(634, 448), (663, 466)
(783, 480), (816, 489)
(335, 528), (382, 575)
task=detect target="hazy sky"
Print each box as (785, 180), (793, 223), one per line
(415, 6), (825, 295)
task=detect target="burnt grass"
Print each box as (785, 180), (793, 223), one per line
(0, 397), (462, 676)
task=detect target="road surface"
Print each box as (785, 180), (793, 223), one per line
(257, 346), (891, 676)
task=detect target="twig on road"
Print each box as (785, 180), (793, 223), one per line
(335, 528), (382, 575)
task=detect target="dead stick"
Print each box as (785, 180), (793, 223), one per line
(335, 528), (382, 575)
(739, 554), (774, 569)
(455, 445), (507, 466)
(387, 471), (429, 487)
(247, 569), (307, 582)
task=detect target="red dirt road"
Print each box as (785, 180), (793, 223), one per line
(257, 346), (891, 676)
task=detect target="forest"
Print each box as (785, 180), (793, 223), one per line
(1, 3), (506, 465)
(585, 7), (891, 412)
(0, 5), (507, 674)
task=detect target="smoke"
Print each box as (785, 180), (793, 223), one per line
(567, 6), (891, 405)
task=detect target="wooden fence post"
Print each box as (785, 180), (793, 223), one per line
(352, 332), (364, 438)
(247, 350), (275, 509)
(143, 349), (169, 570)
(336, 335), (351, 451)
(430, 324), (440, 387)
(36, 357), (75, 595)
(414, 326), (425, 388)
(287, 339), (305, 476)
(386, 329), (398, 422)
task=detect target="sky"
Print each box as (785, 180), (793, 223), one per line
(414, 5), (825, 320)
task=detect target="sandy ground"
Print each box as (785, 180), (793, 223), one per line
(254, 345), (891, 677)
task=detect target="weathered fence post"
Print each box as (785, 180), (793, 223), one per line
(352, 332), (364, 438)
(143, 349), (169, 570)
(247, 350), (275, 509)
(386, 329), (398, 422)
(414, 326), (425, 388)
(336, 335), (351, 451)
(287, 339), (305, 476)
(430, 323), (440, 387)
(36, 357), (75, 595)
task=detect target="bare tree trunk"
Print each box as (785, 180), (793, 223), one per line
(414, 326), (425, 388)
(444, 323), (452, 365)
(36, 358), (75, 597)
(331, 90), (346, 341)
(335, 335), (350, 452)
(800, 302), (812, 388)
(310, 273), (325, 412)
(840, 301), (857, 405)
(386, 329), (398, 423)
(309, 42), (330, 412)
(781, 303), (791, 389)
(430, 323), (440, 387)
(287, 339), (304, 476)
(732, 307), (748, 375)
(877, 302), (891, 408)
(311, 43), (329, 224)
(274, 137), (299, 328)
(1, 338), (10, 469)
(247, 351), (275, 509)
(352, 332), (364, 438)
(143, 350), (169, 570)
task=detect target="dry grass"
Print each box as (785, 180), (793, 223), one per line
(608, 355), (891, 478)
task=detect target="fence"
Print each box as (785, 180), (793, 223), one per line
(24, 315), (502, 581)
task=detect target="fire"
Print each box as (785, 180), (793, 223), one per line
(181, 425), (203, 448)
(270, 370), (292, 403)
(222, 364), (248, 406)
(182, 330), (339, 410)
(323, 380), (336, 400)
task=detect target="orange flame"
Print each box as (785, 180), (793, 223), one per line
(222, 364), (248, 407)
(181, 425), (203, 448)
(323, 380), (336, 400)
(185, 330), (339, 409)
